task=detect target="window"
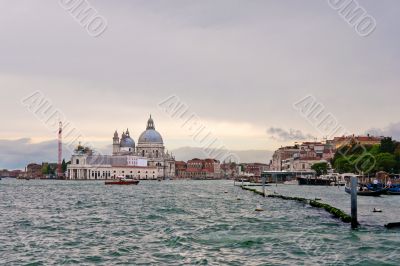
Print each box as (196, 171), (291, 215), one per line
(76, 159), (79, 164)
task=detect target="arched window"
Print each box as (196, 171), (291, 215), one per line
(142, 150), (145, 157)
(76, 159), (79, 165)
(156, 150), (159, 158)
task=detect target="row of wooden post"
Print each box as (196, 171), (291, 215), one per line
(260, 175), (358, 229)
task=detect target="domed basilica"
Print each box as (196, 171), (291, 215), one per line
(112, 115), (175, 178)
(67, 115), (175, 180)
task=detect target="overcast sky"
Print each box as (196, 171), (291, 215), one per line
(1, 0), (399, 169)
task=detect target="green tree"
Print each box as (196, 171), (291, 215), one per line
(334, 157), (353, 173)
(375, 153), (397, 173)
(394, 152), (400, 173)
(368, 144), (381, 155)
(380, 137), (396, 154)
(62, 159), (68, 173)
(42, 164), (49, 175)
(311, 162), (328, 176)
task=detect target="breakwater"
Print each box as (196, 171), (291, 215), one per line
(240, 185), (352, 223)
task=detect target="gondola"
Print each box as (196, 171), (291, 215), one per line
(387, 184), (400, 195)
(387, 191), (400, 195)
(105, 177), (139, 185)
(345, 186), (386, 197)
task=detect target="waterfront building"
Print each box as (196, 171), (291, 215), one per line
(244, 163), (270, 178)
(220, 162), (239, 179)
(67, 116), (175, 180)
(272, 141), (335, 172)
(271, 146), (299, 171)
(175, 158), (221, 179)
(174, 161), (187, 179)
(25, 163), (43, 179)
(0, 169), (23, 178)
(332, 135), (383, 149)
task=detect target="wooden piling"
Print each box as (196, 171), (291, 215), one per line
(240, 185), (352, 223)
(351, 176), (358, 229)
(262, 176), (266, 197)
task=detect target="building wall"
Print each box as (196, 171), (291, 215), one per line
(67, 154), (159, 180)
(181, 158), (221, 179)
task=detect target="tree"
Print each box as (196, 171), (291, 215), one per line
(42, 164), (49, 175)
(62, 159), (68, 173)
(368, 144), (381, 155)
(375, 153), (397, 173)
(394, 152), (400, 173)
(380, 137), (396, 154)
(334, 157), (353, 174)
(311, 162), (328, 176)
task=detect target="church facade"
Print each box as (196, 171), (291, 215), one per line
(67, 116), (175, 180)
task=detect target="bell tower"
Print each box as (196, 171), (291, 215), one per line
(113, 130), (120, 155)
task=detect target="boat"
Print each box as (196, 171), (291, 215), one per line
(283, 180), (298, 185)
(344, 186), (385, 196)
(105, 177), (139, 185)
(298, 176), (331, 186)
(386, 184), (400, 195)
(298, 174), (342, 186)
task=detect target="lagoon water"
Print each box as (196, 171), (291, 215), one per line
(1, 179), (400, 265)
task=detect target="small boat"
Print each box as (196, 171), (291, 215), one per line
(105, 177), (139, 185)
(387, 190), (400, 195)
(373, 208), (382, 213)
(387, 184), (400, 195)
(345, 186), (385, 196)
(283, 180), (298, 185)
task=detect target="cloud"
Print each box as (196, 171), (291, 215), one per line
(267, 127), (315, 142)
(366, 122), (400, 141)
(0, 138), (272, 170)
(0, 138), (76, 170)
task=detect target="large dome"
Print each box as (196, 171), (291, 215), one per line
(138, 115), (163, 144)
(138, 129), (163, 143)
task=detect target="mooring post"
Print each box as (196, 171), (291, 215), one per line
(351, 176), (358, 229)
(262, 175), (266, 197)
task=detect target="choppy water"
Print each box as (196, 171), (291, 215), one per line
(1, 179), (399, 265)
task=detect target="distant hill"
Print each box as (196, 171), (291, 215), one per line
(171, 147), (273, 164)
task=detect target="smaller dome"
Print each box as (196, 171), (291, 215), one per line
(120, 136), (135, 148)
(120, 128), (135, 148)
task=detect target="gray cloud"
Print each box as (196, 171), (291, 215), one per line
(267, 127), (315, 142)
(0, 139), (67, 169)
(367, 122), (400, 141)
(0, 138), (272, 170)
(0, 1), (400, 153)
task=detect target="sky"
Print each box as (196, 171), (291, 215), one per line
(0, 0), (399, 169)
